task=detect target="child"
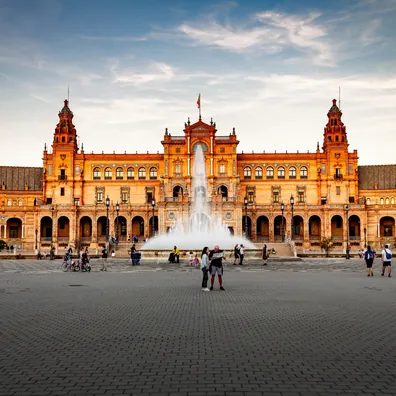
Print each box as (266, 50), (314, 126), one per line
(188, 251), (194, 265)
(193, 254), (200, 267)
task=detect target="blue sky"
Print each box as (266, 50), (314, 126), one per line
(0, 0), (395, 166)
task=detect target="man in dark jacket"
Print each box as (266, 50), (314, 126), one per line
(209, 245), (225, 291)
(101, 247), (108, 271)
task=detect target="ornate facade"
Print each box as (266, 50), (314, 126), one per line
(0, 99), (395, 252)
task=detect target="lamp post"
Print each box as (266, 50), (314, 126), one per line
(364, 227), (367, 249)
(244, 196), (248, 238)
(281, 202), (285, 242)
(115, 202), (120, 250)
(345, 204), (350, 259)
(105, 196), (110, 252)
(290, 195), (294, 240)
(151, 198), (156, 237)
(49, 206), (55, 260)
(35, 228), (38, 250)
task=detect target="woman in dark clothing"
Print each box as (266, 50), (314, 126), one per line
(233, 244), (240, 265)
(262, 244), (268, 266)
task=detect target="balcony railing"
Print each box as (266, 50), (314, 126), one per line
(81, 237), (92, 242)
(40, 237), (52, 241)
(309, 235), (320, 241)
(334, 174), (343, 180)
(58, 175), (67, 181)
(58, 237), (69, 242)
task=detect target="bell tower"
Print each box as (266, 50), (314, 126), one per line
(322, 99), (348, 152)
(52, 99), (78, 153)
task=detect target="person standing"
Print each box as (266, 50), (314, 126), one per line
(381, 244), (392, 277)
(233, 244), (239, 265)
(364, 245), (375, 277)
(201, 246), (210, 291)
(209, 245), (226, 291)
(262, 244), (268, 266)
(101, 246), (108, 271)
(239, 244), (245, 265)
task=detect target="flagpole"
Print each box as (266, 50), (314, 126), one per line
(199, 93), (201, 120)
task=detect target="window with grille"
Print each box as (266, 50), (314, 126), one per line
(127, 168), (134, 180)
(96, 192), (104, 203)
(150, 167), (157, 180)
(266, 167), (274, 179)
(174, 164), (181, 175)
(244, 167), (251, 179)
(298, 192), (304, 203)
(139, 168), (146, 180)
(289, 167), (296, 178)
(219, 164), (226, 175)
(255, 167), (263, 179)
(121, 192), (128, 203)
(278, 167), (285, 179)
(93, 168), (101, 180)
(104, 168), (112, 180)
(273, 192), (279, 203)
(116, 168), (124, 180)
(300, 167), (308, 178)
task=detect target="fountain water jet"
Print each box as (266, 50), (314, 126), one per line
(142, 144), (255, 250)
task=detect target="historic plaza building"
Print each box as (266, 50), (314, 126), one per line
(0, 98), (395, 252)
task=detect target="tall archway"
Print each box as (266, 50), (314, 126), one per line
(97, 216), (107, 241)
(348, 215), (361, 242)
(380, 216), (395, 238)
(218, 185), (228, 200)
(274, 215), (286, 241)
(114, 216), (127, 241)
(40, 216), (52, 242)
(173, 185), (183, 198)
(293, 215), (304, 240)
(80, 216), (92, 242)
(6, 218), (22, 239)
(132, 216), (145, 238)
(331, 215), (343, 240)
(256, 216), (269, 241)
(57, 216), (70, 242)
(309, 216), (321, 241)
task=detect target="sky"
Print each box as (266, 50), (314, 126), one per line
(0, 0), (395, 166)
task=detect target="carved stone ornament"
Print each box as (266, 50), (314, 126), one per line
(335, 153), (340, 159)
(168, 211), (176, 220)
(60, 154), (66, 160)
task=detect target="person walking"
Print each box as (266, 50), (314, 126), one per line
(233, 244), (239, 265)
(381, 244), (392, 277)
(239, 244), (245, 265)
(209, 245), (226, 291)
(201, 246), (210, 291)
(101, 246), (108, 271)
(364, 245), (375, 277)
(262, 244), (268, 266)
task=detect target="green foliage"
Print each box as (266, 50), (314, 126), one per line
(320, 237), (334, 257)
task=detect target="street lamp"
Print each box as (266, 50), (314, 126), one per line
(35, 228), (38, 250)
(345, 204), (350, 259)
(281, 202), (285, 242)
(105, 196), (110, 251)
(115, 202), (120, 250)
(364, 227), (367, 249)
(244, 196), (248, 238)
(151, 198), (156, 237)
(49, 206), (55, 260)
(290, 195), (294, 240)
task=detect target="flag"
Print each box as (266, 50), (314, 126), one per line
(197, 94), (201, 109)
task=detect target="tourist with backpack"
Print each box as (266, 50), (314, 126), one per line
(364, 245), (375, 277)
(381, 244), (392, 277)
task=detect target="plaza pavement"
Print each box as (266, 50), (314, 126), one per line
(0, 258), (395, 396)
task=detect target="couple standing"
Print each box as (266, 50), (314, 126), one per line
(200, 245), (225, 291)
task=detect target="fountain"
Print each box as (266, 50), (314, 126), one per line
(142, 144), (255, 250)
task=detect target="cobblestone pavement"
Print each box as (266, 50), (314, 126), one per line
(1, 259), (395, 396)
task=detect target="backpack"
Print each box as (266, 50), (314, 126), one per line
(366, 250), (374, 260)
(385, 249), (392, 261)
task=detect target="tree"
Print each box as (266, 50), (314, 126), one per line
(320, 237), (334, 257)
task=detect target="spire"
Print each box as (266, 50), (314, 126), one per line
(52, 99), (78, 153)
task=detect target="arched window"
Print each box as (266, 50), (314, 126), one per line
(266, 167), (274, 179)
(127, 167), (134, 180)
(255, 167), (263, 179)
(93, 167), (101, 180)
(385, 197), (389, 205)
(244, 167), (252, 180)
(380, 197), (384, 205)
(138, 167), (146, 180)
(366, 198), (371, 205)
(116, 167), (124, 180)
(104, 168), (112, 180)
(18, 199), (22, 207)
(289, 166), (296, 178)
(391, 197), (395, 205)
(278, 167), (285, 179)
(219, 164), (226, 175)
(300, 166), (308, 179)
(150, 167), (157, 180)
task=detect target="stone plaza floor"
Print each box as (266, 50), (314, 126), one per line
(0, 258), (395, 396)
